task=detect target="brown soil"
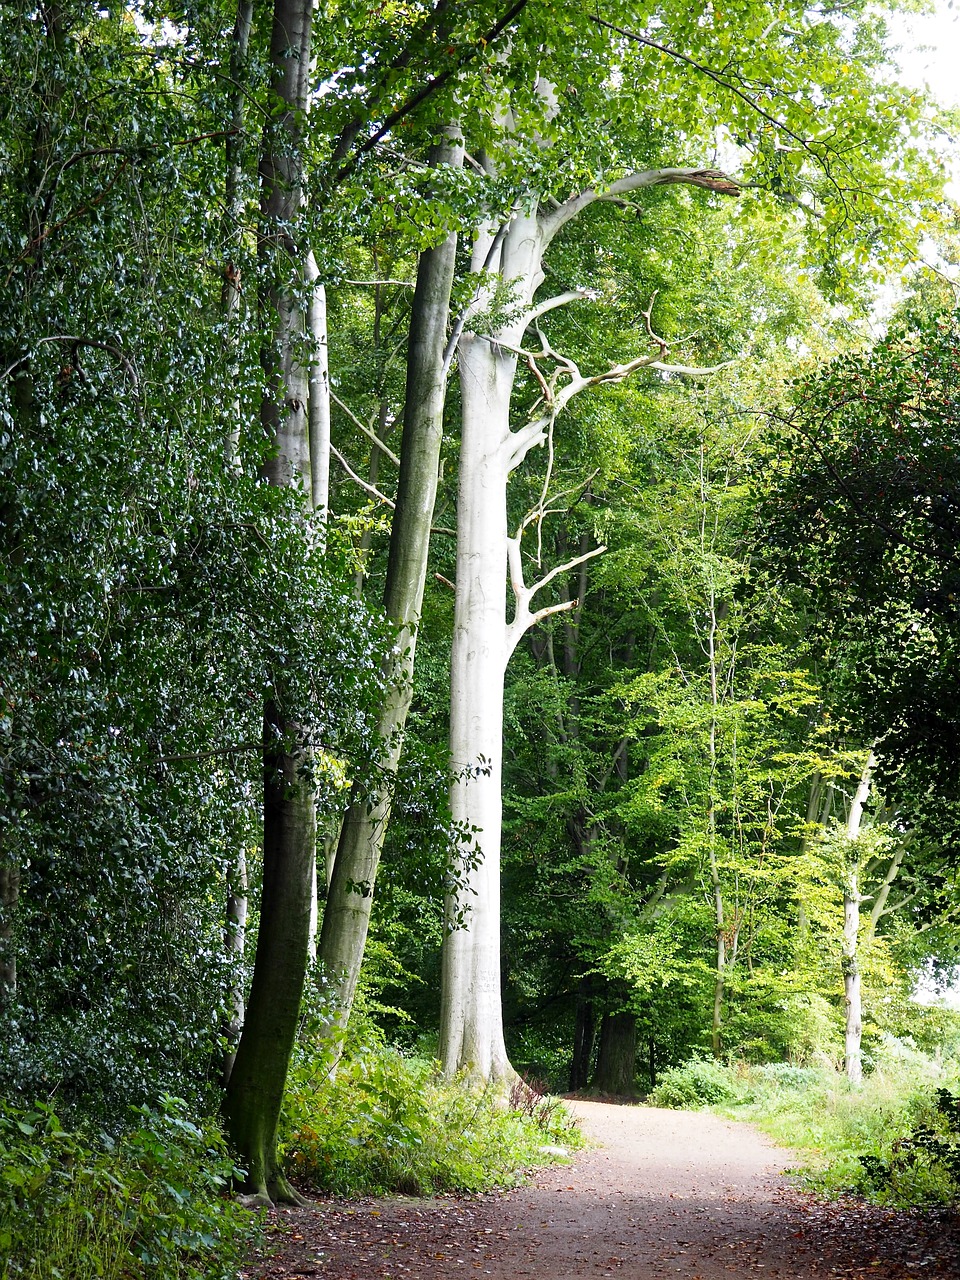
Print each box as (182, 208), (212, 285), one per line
(243, 1099), (960, 1280)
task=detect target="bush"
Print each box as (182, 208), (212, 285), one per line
(281, 1044), (581, 1197)
(712, 1048), (960, 1210)
(0, 1097), (257, 1280)
(647, 1058), (744, 1109)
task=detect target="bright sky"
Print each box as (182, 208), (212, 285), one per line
(885, 1), (960, 108)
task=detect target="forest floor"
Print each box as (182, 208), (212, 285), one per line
(242, 1099), (960, 1280)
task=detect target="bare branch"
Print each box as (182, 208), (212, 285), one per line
(521, 288), (596, 330)
(505, 539), (606, 656)
(330, 390), (401, 466)
(641, 291), (668, 358)
(527, 543), (606, 603)
(344, 278), (415, 288)
(646, 358), (735, 377)
(330, 443), (396, 508)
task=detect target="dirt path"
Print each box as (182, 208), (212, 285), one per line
(246, 1100), (960, 1279)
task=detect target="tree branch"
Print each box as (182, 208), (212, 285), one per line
(540, 167), (739, 245)
(332, 0), (531, 185)
(521, 288), (597, 330)
(505, 539), (606, 656)
(330, 390), (401, 466)
(330, 444), (396, 507)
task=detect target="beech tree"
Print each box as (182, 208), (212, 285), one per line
(436, 0), (943, 1083)
(318, 130), (465, 1039)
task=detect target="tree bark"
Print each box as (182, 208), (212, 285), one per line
(220, 853), (248, 1087)
(317, 131), (464, 1047)
(569, 976), (596, 1090)
(842, 751), (875, 1085)
(219, 0), (255, 1084)
(224, 704), (316, 1203)
(306, 250), (330, 516)
(222, 0), (315, 1206)
(222, 0), (254, 464)
(439, 159), (735, 1084)
(593, 1011), (637, 1096)
(439, 322), (518, 1083)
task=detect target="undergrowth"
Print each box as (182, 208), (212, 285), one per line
(281, 1044), (582, 1197)
(649, 1048), (960, 1209)
(0, 1097), (257, 1280)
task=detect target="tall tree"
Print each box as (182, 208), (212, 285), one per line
(436, 0), (944, 1083)
(223, 0), (317, 1207)
(440, 163), (735, 1082)
(318, 129), (465, 1042)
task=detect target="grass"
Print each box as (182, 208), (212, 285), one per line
(648, 1049), (960, 1209)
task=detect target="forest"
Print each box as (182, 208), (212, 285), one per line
(2, 1), (960, 1276)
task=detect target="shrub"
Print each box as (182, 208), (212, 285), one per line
(647, 1058), (743, 1109)
(0, 1097), (257, 1280)
(281, 1044), (581, 1197)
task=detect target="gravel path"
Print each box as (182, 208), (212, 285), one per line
(246, 1099), (960, 1280)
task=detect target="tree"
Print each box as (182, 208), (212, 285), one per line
(317, 130), (465, 1043)
(0, 2), (383, 1132)
(762, 307), (960, 794)
(437, 0), (944, 1083)
(221, 0), (321, 1207)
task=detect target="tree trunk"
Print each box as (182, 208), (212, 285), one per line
(222, 0), (315, 1206)
(569, 976), (595, 1090)
(306, 250), (330, 517)
(224, 704), (316, 1204)
(219, 0), (255, 1083)
(220, 852), (248, 1086)
(439, 319), (518, 1083)
(317, 132), (463, 1048)
(593, 1011), (637, 1096)
(0, 860), (18, 1006)
(706, 572), (725, 1059)
(842, 752), (874, 1085)
(438, 158), (736, 1083)
(222, 0), (253, 464)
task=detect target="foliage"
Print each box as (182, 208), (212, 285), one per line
(647, 1058), (746, 1109)
(760, 307), (960, 799)
(856, 1087), (960, 1208)
(0, 1096), (257, 1280)
(722, 1045), (960, 1209)
(0, 0), (389, 1125)
(281, 1041), (581, 1197)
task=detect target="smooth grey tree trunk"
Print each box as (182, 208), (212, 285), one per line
(842, 751), (875, 1085)
(223, 0), (253, 465)
(219, 0), (254, 1086)
(223, 0), (316, 1207)
(439, 160), (738, 1084)
(317, 132), (464, 1047)
(306, 250), (330, 517)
